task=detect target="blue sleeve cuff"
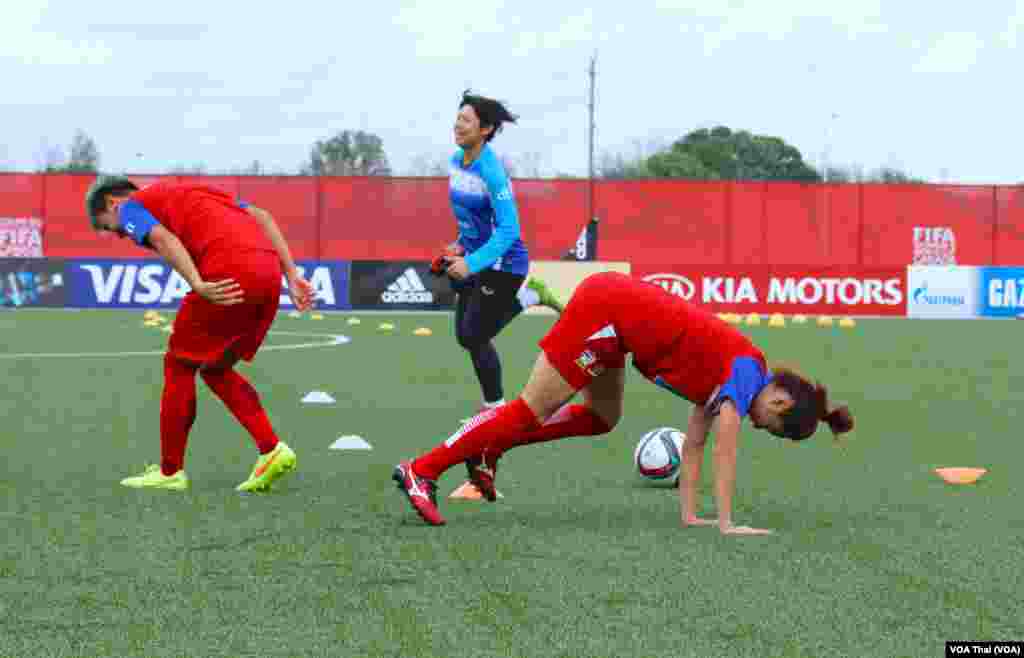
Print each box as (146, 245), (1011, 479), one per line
(118, 200), (161, 247)
(236, 198), (250, 209)
(465, 251), (486, 274)
(717, 357), (771, 418)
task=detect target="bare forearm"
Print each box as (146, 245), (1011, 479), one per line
(680, 438), (704, 519)
(713, 445), (737, 528)
(252, 208), (298, 275)
(153, 234), (202, 289)
(712, 412), (741, 530)
(680, 410), (709, 520)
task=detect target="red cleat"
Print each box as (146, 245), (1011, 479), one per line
(464, 454), (500, 502)
(392, 461), (445, 526)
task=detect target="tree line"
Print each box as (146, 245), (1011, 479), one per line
(24, 126), (920, 183)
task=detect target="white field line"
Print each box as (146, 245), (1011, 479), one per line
(0, 331), (350, 360)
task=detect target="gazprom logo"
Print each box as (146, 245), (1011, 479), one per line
(912, 282), (965, 306)
(987, 277), (1024, 309)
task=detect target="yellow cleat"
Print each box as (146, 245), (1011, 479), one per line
(526, 277), (564, 313)
(120, 464), (189, 491)
(236, 441), (297, 493)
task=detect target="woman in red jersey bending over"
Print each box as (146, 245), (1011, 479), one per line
(394, 272), (854, 533)
(86, 176), (314, 493)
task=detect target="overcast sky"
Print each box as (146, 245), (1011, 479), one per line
(2, 1), (1021, 182)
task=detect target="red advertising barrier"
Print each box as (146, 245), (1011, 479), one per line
(632, 265), (907, 316)
(317, 177), (585, 261)
(996, 186), (1024, 265)
(1, 173), (1021, 268)
(593, 180), (730, 264)
(859, 184), (996, 266)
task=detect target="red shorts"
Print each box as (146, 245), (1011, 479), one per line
(538, 273), (628, 391)
(169, 250), (281, 364)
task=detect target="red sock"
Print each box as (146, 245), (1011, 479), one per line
(489, 404), (612, 458)
(413, 398), (540, 480)
(200, 368), (280, 454)
(160, 354), (198, 475)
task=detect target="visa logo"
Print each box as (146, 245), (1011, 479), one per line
(80, 263), (189, 304)
(77, 263), (337, 307)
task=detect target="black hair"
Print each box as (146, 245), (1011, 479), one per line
(459, 90), (518, 142)
(772, 367), (855, 441)
(88, 179), (138, 223)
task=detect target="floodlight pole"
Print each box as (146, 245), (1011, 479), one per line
(586, 52), (597, 226)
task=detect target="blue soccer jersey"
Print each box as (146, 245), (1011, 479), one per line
(448, 144), (529, 276)
(118, 199), (161, 247)
(704, 356), (774, 418)
(117, 195), (250, 248)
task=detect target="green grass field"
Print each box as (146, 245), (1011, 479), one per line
(1, 309), (1021, 658)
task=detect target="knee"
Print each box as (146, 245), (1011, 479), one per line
(596, 409), (620, 433)
(455, 325), (486, 352)
(164, 352), (198, 374)
(455, 332), (474, 351)
(199, 349), (239, 374)
(521, 391), (572, 425)
(198, 367), (221, 385)
(585, 403), (620, 433)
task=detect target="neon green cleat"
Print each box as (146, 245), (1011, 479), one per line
(120, 464), (189, 491)
(236, 441), (297, 493)
(526, 277), (564, 313)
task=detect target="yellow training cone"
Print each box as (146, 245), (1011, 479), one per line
(817, 316), (834, 327)
(727, 313), (743, 325)
(347, 317), (361, 325)
(413, 327), (433, 336)
(839, 317), (857, 328)
(311, 313), (325, 321)
(768, 313), (786, 328)
(792, 314), (808, 324)
(934, 467), (987, 485)
(745, 313), (761, 326)
(378, 322), (395, 332)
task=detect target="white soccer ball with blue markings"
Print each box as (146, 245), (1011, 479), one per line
(634, 427), (686, 481)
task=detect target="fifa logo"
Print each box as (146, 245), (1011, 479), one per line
(913, 227), (956, 265)
(575, 350), (605, 377)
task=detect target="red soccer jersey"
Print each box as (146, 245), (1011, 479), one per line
(131, 182), (275, 263)
(582, 273), (766, 406)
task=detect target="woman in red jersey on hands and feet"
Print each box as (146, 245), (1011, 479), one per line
(394, 272), (854, 534)
(86, 176), (314, 493)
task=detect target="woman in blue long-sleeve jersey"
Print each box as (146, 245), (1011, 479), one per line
(438, 91), (563, 462)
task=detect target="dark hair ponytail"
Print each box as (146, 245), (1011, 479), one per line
(772, 366), (855, 441)
(460, 90), (518, 142)
(823, 404), (854, 436)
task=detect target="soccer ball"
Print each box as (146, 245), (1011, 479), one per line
(634, 427), (686, 481)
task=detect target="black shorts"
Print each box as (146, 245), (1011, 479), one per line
(453, 270), (527, 348)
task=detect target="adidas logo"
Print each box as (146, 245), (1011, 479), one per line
(382, 268), (433, 304)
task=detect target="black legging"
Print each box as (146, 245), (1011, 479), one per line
(454, 270), (527, 404)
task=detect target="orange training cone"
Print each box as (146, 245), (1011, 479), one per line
(933, 467), (987, 485)
(448, 481), (505, 500)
